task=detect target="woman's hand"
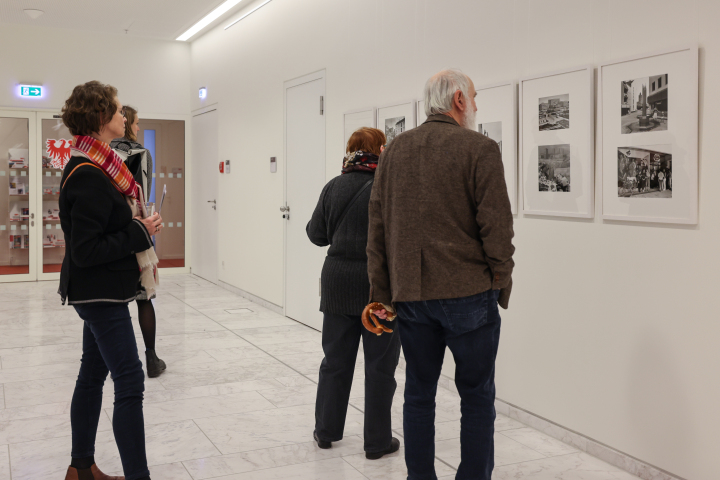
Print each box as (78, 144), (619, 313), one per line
(136, 212), (163, 235)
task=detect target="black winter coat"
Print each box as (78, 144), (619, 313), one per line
(306, 171), (374, 315)
(58, 156), (154, 305)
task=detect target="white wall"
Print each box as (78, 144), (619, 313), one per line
(0, 24), (191, 115)
(191, 1), (719, 478)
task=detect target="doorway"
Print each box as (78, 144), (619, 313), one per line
(190, 108), (219, 284)
(0, 111), (37, 282)
(284, 71), (326, 331)
(137, 118), (186, 269)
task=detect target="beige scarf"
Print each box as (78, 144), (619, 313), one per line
(127, 197), (160, 297)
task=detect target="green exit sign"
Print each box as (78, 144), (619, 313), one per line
(19, 85), (42, 97)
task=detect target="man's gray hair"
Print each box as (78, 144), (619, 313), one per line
(424, 69), (473, 117)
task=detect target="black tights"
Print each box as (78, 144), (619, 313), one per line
(136, 299), (156, 351)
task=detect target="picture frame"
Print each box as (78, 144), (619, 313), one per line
(343, 107), (376, 151)
(377, 100), (416, 146)
(475, 81), (518, 214)
(417, 100), (427, 126)
(519, 66), (595, 218)
(599, 44), (698, 225)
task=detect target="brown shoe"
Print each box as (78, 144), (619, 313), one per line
(64, 464), (124, 480)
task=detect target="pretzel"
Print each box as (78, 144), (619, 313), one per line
(361, 302), (397, 336)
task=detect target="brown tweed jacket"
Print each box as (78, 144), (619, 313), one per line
(367, 114), (515, 309)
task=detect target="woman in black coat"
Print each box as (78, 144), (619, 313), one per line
(110, 106), (166, 378)
(59, 81), (163, 480)
(307, 127), (400, 460)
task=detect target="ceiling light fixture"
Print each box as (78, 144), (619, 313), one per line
(24, 9), (44, 20)
(176, 0), (245, 42)
(224, 0), (272, 30)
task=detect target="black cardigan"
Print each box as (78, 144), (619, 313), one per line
(58, 156), (154, 305)
(306, 171), (374, 315)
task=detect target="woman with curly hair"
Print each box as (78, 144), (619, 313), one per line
(59, 81), (162, 480)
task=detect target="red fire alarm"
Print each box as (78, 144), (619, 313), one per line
(219, 161), (224, 173)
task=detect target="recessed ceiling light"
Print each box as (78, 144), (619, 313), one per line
(225, 0), (272, 30)
(176, 0), (244, 42)
(24, 9), (44, 20)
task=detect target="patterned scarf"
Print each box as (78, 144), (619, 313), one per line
(71, 135), (140, 200)
(341, 151), (379, 174)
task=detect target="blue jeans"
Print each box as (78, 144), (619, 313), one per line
(395, 290), (501, 480)
(72, 303), (149, 480)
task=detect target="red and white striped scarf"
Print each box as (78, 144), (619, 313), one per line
(71, 135), (140, 200)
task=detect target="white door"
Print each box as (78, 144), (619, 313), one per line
(0, 111), (38, 283)
(191, 109), (219, 283)
(285, 73), (326, 331)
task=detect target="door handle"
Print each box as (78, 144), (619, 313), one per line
(279, 206), (289, 212)
(208, 200), (216, 204)
(30, 213), (35, 219)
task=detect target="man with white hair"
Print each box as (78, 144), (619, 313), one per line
(366, 69), (515, 479)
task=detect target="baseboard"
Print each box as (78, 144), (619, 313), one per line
(216, 280), (284, 315)
(434, 374), (683, 480)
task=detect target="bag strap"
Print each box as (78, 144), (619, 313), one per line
(61, 162), (124, 194)
(332, 178), (374, 244)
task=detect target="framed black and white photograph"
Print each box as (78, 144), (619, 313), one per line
(479, 122), (502, 152)
(620, 75), (668, 134)
(343, 107), (376, 151)
(377, 101), (416, 147)
(600, 45), (697, 224)
(539, 94), (570, 131)
(617, 145), (672, 198)
(538, 144), (570, 192)
(384, 116), (406, 144)
(475, 81), (518, 213)
(520, 66), (594, 218)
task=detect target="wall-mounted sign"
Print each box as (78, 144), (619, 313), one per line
(199, 87), (207, 99)
(19, 85), (42, 97)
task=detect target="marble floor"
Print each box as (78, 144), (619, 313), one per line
(0, 274), (641, 480)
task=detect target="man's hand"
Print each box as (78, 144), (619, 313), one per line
(372, 308), (388, 320)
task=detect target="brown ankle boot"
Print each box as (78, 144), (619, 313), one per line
(64, 464), (124, 480)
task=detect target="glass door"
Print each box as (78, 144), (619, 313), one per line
(37, 113), (72, 280)
(0, 110), (38, 283)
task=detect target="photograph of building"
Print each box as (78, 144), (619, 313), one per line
(538, 144), (570, 192)
(384, 116), (405, 144)
(478, 121), (502, 153)
(538, 94), (570, 131)
(620, 74), (668, 134)
(617, 145), (672, 198)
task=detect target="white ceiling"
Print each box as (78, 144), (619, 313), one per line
(0, 0), (250, 41)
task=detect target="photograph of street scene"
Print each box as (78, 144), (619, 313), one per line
(538, 144), (570, 192)
(539, 94), (570, 131)
(478, 121), (502, 153)
(621, 74), (668, 134)
(384, 116), (406, 145)
(617, 145), (672, 198)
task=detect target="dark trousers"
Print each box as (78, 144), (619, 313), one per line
(315, 312), (401, 452)
(395, 290), (501, 480)
(72, 303), (149, 480)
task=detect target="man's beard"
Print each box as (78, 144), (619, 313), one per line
(463, 105), (477, 130)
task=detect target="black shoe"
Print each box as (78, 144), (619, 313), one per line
(146, 349), (166, 378)
(365, 437), (400, 460)
(313, 430), (331, 449)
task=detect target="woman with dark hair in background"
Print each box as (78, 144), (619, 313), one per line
(307, 127), (401, 460)
(111, 107), (166, 378)
(60, 81), (162, 480)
